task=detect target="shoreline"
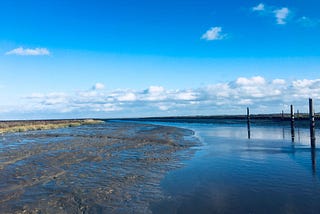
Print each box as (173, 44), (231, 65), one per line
(122, 113), (319, 121)
(0, 119), (104, 134)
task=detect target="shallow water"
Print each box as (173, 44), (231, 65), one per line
(148, 121), (320, 214)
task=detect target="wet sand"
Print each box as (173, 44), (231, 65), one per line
(0, 121), (198, 214)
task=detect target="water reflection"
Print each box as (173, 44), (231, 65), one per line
(247, 107), (251, 139)
(311, 136), (316, 148)
(245, 124), (317, 176)
(151, 122), (320, 213)
(291, 124), (295, 142)
(311, 147), (316, 175)
(192, 123), (319, 178)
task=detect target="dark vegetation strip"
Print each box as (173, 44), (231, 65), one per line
(111, 113), (319, 128)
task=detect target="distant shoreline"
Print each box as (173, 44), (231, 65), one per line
(0, 119), (104, 134)
(111, 113), (319, 129)
(1, 113), (319, 134)
(109, 113), (319, 123)
(131, 113), (319, 121)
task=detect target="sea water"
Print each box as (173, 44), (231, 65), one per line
(147, 121), (320, 213)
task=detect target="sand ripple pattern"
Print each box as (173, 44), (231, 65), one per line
(0, 121), (197, 214)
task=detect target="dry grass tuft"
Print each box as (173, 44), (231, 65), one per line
(0, 119), (104, 134)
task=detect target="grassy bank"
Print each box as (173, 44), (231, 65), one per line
(0, 119), (104, 134)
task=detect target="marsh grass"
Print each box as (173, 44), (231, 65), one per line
(0, 119), (104, 134)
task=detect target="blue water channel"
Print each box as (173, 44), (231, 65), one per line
(145, 121), (320, 214)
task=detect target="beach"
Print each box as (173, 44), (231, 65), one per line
(0, 121), (198, 213)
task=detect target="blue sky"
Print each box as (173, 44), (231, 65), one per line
(0, 0), (320, 119)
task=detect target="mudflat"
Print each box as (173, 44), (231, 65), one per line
(0, 121), (197, 213)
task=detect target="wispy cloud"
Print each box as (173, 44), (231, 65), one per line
(252, 3), (320, 27)
(252, 3), (290, 25)
(5, 47), (50, 56)
(251, 3), (320, 27)
(297, 16), (320, 27)
(201, 27), (226, 41)
(252, 3), (265, 11)
(9, 77), (320, 118)
(274, 7), (290, 25)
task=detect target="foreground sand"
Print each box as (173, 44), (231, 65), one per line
(0, 121), (197, 213)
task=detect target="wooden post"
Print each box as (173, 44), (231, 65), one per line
(247, 107), (251, 139)
(309, 98), (316, 148)
(281, 110), (284, 120)
(291, 105), (295, 142)
(290, 105), (294, 124)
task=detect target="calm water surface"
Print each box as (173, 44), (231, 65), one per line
(148, 121), (320, 214)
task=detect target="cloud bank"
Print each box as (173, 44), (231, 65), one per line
(5, 47), (50, 56)
(2, 76), (319, 119)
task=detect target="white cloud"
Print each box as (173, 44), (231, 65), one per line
(238, 99), (253, 105)
(174, 90), (198, 101)
(144, 86), (167, 101)
(201, 27), (226, 41)
(40, 93), (68, 105)
(251, 4), (320, 27)
(252, 3), (265, 11)
(5, 47), (50, 56)
(8, 76), (320, 118)
(272, 79), (286, 85)
(274, 7), (290, 25)
(102, 103), (122, 112)
(235, 76), (266, 86)
(93, 83), (105, 90)
(232, 76), (272, 98)
(158, 105), (170, 111)
(251, 4), (294, 25)
(79, 90), (99, 98)
(291, 79), (320, 99)
(117, 92), (137, 101)
(147, 86), (165, 94)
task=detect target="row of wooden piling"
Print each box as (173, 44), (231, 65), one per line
(246, 98), (316, 148)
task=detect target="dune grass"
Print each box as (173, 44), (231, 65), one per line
(0, 119), (104, 134)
